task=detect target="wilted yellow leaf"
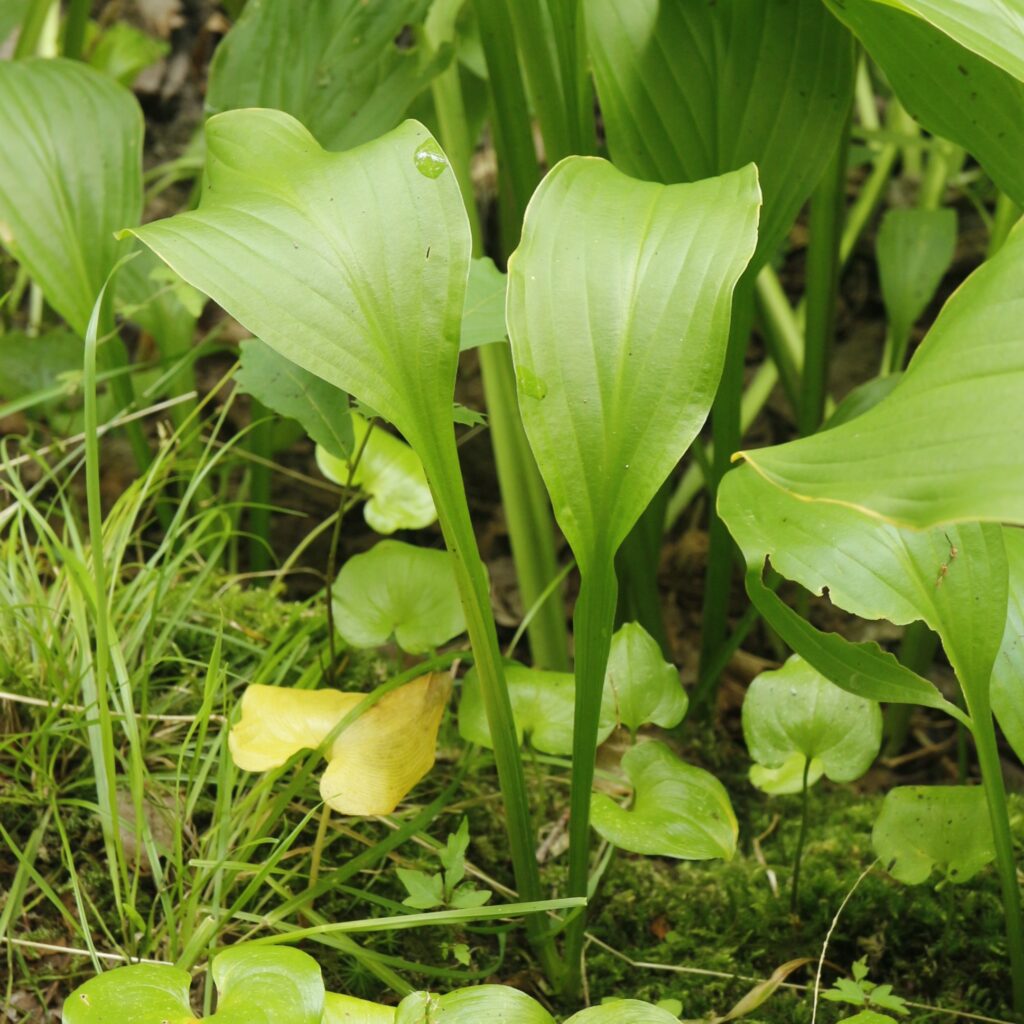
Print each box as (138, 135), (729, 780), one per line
(229, 674), (452, 815)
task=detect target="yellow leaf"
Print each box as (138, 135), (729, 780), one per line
(228, 674), (452, 815)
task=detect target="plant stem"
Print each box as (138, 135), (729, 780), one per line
(989, 192), (1022, 257)
(972, 708), (1024, 1015)
(615, 481), (670, 655)
(247, 400), (274, 577)
(791, 755), (812, 914)
(563, 558), (619, 995)
(883, 620), (938, 756)
(62, 0), (90, 59)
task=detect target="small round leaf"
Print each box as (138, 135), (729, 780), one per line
(605, 622), (687, 733)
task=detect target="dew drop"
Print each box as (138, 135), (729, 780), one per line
(516, 365), (548, 400)
(413, 139), (447, 179)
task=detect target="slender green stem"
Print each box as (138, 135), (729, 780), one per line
(563, 557), (619, 995)
(883, 620), (938, 756)
(791, 756), (812, 914)
(972, 708), (1024, 1015)
(615, 482), (670, 655)
(62, 0), (90, 59)
(247, 400), (274, 577)
(989, 192), (1022, 257)
(14, 0), (53, 58)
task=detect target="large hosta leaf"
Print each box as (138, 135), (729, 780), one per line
(825, 0), (1024, 206)
(229, 674), (451, 815)
(206, 0), (446, 150)
(591, 740), (737, 860)
(737, 222), (1024, 528)
(872, 785), (996, 884)
(125, 111), (469, 461)
(506, 157), (759, 572)
(0, 59), (142, 336)
(992, 527), (1024, 762)
(586, 0), (853, 268)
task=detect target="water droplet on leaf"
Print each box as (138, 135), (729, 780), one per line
(413, 139), (447, 179)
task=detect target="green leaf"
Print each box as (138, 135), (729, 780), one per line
(397, 868), (445, 910)
(991, 527), (1024, 762)
(0, 59), (142, 336)
(586, 0), (854, 269)
(458, 661), (617, 754)
(506, 157), (760, 573)
(824, 374), (903, 430)
(839, 1013), (900, 1024)
(62, 963), (194, 1024)
(125, 111), (469, 466)
(209, 945), (324, 1024)
(590, 741), (737, 861)
(737, 222), (1024, 528)
(235, 339), (353, 460)
(749, 751), (825, 796)
(323, 993), (396, 1023)
(877, 208), (958, 360)
(206, 0), (448, 150)
(331, 540), (465, 654)
(563, 1000), (681, 1023)
(742, 655), (882, 785)
(605, 622), (687, 733)
(317, 412), (436, 534)
(88, 21), (169, 87)
(872, 785), (996, 884)
(825, 0), (1024, 207)
(0, 329), (82, 402)
(394, 987), (555, 1023)
(461, 257), (508, 351)
(449, 887), (491, 909)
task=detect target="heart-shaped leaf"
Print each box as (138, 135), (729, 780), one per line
(591, 740), (737, 861)
(236, 339), (353, 460)
(331, 541), (464, 654)
(324, 993), (396, 1023)
(872, 785), (996, 884)
(742, 655), (882, 787)
(62, 963), (195, 1024)
(992, 527), (1024, 762)
(206, 0), (447, 150)
(749, 751), (825, 797)
(507, 157), (760, 573)
(317, 413), (436, 534)
(563, 1001), (681, 1023)
(585, 0), (853, 270)
(736, 223), (1024, 528)
(458, 661), (617, 755)
(461, 258), (509, 351)
(229, 674), (451, 815)
(398, 986), (555, 1023)
(605, 622), (687, 734)
(0, 58), (142, 336)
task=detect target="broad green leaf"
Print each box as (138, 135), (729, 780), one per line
(62, 963), (195, 1024)
(424, 987), (555, 1022)
(839, 1014), (900, 1024)
(323, 993), (396, 1023)
(749, 751), (825, 796)
(720, 462), (1008, 720)
(872, 785), (996, 884)
(331, 541), (464, 654)
(737, 222), (1024, 528)
(206, 0), (447, 150)
(824, 374), (903, 430)
(458, 661), (617, 754)
(125, 111), (470, 464)
(564, 1003), (680, 1024)
(506, 157), (760, 573)
(875, 0), (1024, 83)
(590, 740), (737, 860)
(825, 0), (1024, 207)
(0, 329), (82, 402)
(317, 412), (437, 533)
(586, 0), (853, 269)
(209, 945), (324, 1024)
(0, 1), (31, 44)
(877, 208), (958, 366)
(228, 673), (451, 815)
(991, 527), (1024, 762)
(235, 339), (353, 461)
(0, 59), (142, 336)
(605, 622), (687, 733)
(87, 21), (169, 86)
(742, 655), (882, 785)
(461, 257), (508, 351)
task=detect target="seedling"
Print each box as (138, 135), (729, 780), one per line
(823, 958), (909, 1017)
(397, 818), (491, 911)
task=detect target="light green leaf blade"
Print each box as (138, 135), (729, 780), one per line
(586, 0), (853, 269)
(209, 945), (324, 1024)
(872, 785), (996, 884)
(737, 223), (1024, 528)
(236, 339), (353, 460)
(0, 58), (142, 336)
(88, 22), (169, 87)
(750, 751), (825, 796)
(317, 412), (436, 534)
(506, 157), (760, 571)
(461, 257), (508, 351)
(591, 741), (737, 861)
(323, 993), (396, 1023)
(458, 661), (617, 755)
(564, 1002), (681, 1024)
(397, 868), (445, 910)
(125, 110), (469, 457)
(332, 540), (465, 654)
(742, 655), (882, 784)
(876, 0), (1024, 83)
(877, 208), (958, 356)
(207, 0), (447, 150)
(826, 0), (1024, 206)
(606, 622), (687, 733)
(840, 1013), (900, 1024)
(61, 963), (194, 1024)
(992, 527), (1024, 762)
(431, 986), (556, 1022)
